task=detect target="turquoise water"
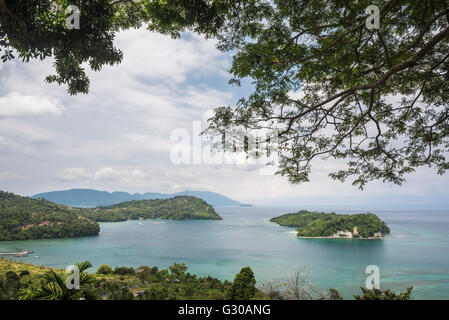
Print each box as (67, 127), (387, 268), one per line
(1, 206), (448, 299)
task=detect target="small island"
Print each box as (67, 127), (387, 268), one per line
(270, 210), (390, 239)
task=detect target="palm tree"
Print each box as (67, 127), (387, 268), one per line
(17, 261), (98, 300)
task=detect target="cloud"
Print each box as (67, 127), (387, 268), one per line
(59, 168), (91, 181)
(93, 167), (148, 182)
(0, 26), (448, 209)
(0, 171), (25, 180)
(0, 92), (64, 117)
(110, 29), (228, 84)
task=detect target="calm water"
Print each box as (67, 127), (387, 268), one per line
(1, 206), (448, 299)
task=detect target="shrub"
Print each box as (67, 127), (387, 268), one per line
(5, 271), (19, 282)
(19, 270), (30, 277)
(96, 264), (113, 275)
(225, 267), (256, 300)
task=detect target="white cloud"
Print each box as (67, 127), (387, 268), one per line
(111, 29), (228, 84)
(0, 92), (64, 117)
(93, 167), (147, 182)
(59, 168), (91, 181)
(0, 171), (25, 180)
(93, 167), (121, 181)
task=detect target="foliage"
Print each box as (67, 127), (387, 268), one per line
(5, 271), (19, 282)
(136, 266), (151, 282)
(209, 290), (225, 300)
(225, 267), (257, 300)
(96, 264), (113, 275)
(3, 1), (449, 186)
(0, 259), (415, 300)
(328, 288), (343, 300)
(0, 271), (21, 299)
(19, 270), (30, 278)
(0, 190), (99, 240)
(354, 286), (413, 300)
(0, 0), (145, 94)
(113, 266), (135, 275)
(0, 258), (230, 300)
(201, 0), (449, 188)
(0, 0), (228, 95)
(270, 210), (390, 238)
(82, 196), (222, 222)
(17, 260), (98, 300)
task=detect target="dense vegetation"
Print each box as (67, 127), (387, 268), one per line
(81, 196), (222, 222)
(0, 258), (266, 300)
(0, 191), (99, 241)
(270, 211), (390, 238)
(225, 267), (257, 300)
(354, 286), (414, 300)
(0, 258), (413, 300)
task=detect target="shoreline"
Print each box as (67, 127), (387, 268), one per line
(297, 235), (384, 240)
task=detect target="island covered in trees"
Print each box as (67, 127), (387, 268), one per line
(270, 211), (390, 239)
(0, 191), (222, 241)
(80, 196), (223, 222)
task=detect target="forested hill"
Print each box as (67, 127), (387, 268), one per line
(81, 196), (223, 222)
(270, 211), (390, 239)
(0, 191), (99, 241)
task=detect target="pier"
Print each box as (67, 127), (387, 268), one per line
(0, 250), (33, 257)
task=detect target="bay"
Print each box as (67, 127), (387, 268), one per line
(1, 206), (448, 299)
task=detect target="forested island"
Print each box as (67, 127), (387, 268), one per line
(0, 191), (222, 241)
(271, 211), (390, 239)
(80, 196), (222, 222)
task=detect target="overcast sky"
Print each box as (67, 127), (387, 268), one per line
(1, 27), (449, 210)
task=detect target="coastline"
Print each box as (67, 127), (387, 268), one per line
(296, 235), (384, 240)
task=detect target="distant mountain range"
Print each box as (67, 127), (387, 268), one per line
(32, 189), (250, 207)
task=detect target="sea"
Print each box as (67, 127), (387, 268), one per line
(1, 206), (448, 299)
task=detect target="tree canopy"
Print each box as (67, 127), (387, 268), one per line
(204, 0), (449, 188)
(2, 0), (449, 187)
(1, 258), (261, 300)
(225, 266), (257, 300)
(0, 0), (224, 94)
(0, 190), (100, 240)
(86, 196), (222, 221)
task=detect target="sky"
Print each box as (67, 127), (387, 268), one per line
(1, 27), (449, 210)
